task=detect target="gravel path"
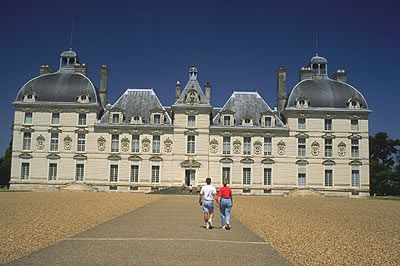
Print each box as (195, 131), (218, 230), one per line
(232, 197), (400, 266)
(0, 192), (161, 264)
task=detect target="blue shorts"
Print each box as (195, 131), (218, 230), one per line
(202, 200), (214, 213)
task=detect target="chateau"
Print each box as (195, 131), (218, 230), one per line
(10, 50), (371, 197)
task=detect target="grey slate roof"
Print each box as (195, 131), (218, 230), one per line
(213, 92), (284, 127)
(15, 71), (99, 104)
(287, 77), (368, 109)
(99, 89), (171, 124)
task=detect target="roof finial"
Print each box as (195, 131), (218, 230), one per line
(70, 20), (74, 51)
(315, 32), (318, 56)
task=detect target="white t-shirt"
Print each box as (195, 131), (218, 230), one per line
(200, 185), (216, 201)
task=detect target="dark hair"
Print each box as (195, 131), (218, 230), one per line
(223, 177), (228, 187)
(206, 177), (211, 184)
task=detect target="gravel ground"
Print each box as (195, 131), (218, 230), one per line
(232, 197), (400, 266)
(0, 192), (161, 264)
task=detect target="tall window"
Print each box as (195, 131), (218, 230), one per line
(264, 168), (272, 185)
(298, 164), (306, 187)
(24, 112), (32, 124)
(325, 139), (333, 157)
(352, 168), (360, 187)
(223, 116), (231, 126)
(298, 118), (306, 130)
(23, 132), (31, 150)
(324, 119), (332, 131)
(243, 168), (251, 185)
(111, 135), (119, 152)
(51, 113), (60, 125)
(77, 134), (86, 152)
(351, 139), (359, 157)
(110, 165), (118, 182)
(325, 169), (333, 187)
(75, 164), (84, 181)
(50, 133), (59, 152)
(152, 165), (160, 183)
(130, 165), (139, 183)
(152, 136), (160, 153)
(243, 137), (251, 155)
(351, 120), (359, 131)
(223, 137), (231, 155)
(112, 113), (119, 123)
(222, 167), (231, 184)
(21, 162), (30, 180)
(48, 163), (57, 181)
(132, 135), (139, 153)
(154, 114), (161, 125)
(265, 117), (272, 127)
(264, 137), (272, 156)
(187, 135), (195, 154)
(78, 113), (87, 126)
(298, 138), (306, 157)
(188, 115), (196, 127)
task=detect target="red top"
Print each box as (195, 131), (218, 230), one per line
(218, 186), (232, 199)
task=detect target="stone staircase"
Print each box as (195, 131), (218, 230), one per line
(59, 182), (98, 192)
(149, 186), (200, 195)
(288, 188), (323, 197)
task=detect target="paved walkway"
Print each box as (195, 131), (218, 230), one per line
(9, 195), (292, 265)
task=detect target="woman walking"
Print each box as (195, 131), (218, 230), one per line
(218, 177), (233, 230)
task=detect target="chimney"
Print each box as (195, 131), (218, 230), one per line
(74, 63), (88, 76)
(40, 65), (54, 75)
(205, 82), (211, 104)
(298, 67), (313, 81)
(276, 66), (286, 114)
(99, 65), (109, 108)
(333, 69), (347, 83)
(175, 81), (181, 102)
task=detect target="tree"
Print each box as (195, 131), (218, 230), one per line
(0, 140), (12, 188)
(369, 132), (400, 195)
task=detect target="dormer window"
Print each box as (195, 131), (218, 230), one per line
(131, 115), (142, 124)
(295, 97), (309, 108)
(112, 113), (120, 124)
(347, 98), (362, 109)
(24, 93), (37, 102)
(76, 94), (91, 103)
(154, 114), (161, 125)
(223, 116), (231, 126)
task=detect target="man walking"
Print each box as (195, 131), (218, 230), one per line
(199, 177), (218, 229)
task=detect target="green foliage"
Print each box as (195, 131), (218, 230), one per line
(369, 132), (400, 195)
(0, 140), (12, 187)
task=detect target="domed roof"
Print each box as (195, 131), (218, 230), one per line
(60, 50), (77, 58)
(16, 71), (100, 104)
(310, 55), (328, 64)
(287, 77), (368, 109)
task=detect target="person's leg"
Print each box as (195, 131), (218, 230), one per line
(220, 199), (226, 227)
(225, 199), (232, 226)
(202, 202), (209, 228)
(208, 202), (214, 228)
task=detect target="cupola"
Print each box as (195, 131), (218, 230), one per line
(59, 49), (80, 71)
(307, 53), (328, 76)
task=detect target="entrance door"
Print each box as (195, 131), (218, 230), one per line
(298, 173), (306, 187)
(185, 170), (196, 186)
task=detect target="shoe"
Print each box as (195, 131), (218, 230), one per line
(208, 219), (213, 229)
(222, 225), (226, 229)
(226, 223), (230, 230)
(206, 223), (209, 229)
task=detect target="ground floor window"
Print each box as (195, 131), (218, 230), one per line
(152, 166), (160, 183)
(264, 168), (272, 185)
(325, 169), (333, 187)
(75, 164), (84, 182)
(130, 165), (139, 183)
(243, 168), (251, 185)
(48, 163), (57, 181)
(298, 164), (306, 187)
(352, 167), (360, 187)
(110, 165), (118, 182)
(21, 162), (30, 180)
(222, 167), (231, 184)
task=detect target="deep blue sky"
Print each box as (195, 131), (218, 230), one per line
(0, 0), (399, 154)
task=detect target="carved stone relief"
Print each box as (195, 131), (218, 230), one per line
(164, 137), (173, 153)
(142, 137), (150, 153)
(311, 141), (320, 156)
(185, 91), (200, 104)
(121, 137), (130, 152)
(277, 140), (286, 155)
(233, 139), (241, 154)
(97, 136), (106, 151)
(64, 136), (72, 150)
(210, 139), (218, 154)
(338, 141), (346, 157)
(253, 140), (262, 155)
(36, 135), (45, 150)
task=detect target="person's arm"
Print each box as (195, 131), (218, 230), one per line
(214, 193), (219, 207)
(199, 194), (203, 206)
(230, 188), (233, 206)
